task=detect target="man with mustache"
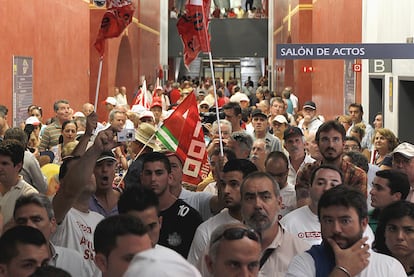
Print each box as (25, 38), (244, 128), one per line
(286, 186), (405, 276)
(240, 172), (309, 276)
(296, 120), (367, 207)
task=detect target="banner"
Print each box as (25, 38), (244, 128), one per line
(156, 93), (209, 186)
(94, 0), (135, 57)
(177, 0), (211, 68)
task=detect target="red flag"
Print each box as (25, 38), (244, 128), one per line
(94, 0), (135, 57)
(177, 0), (211, 68)
(156, 93), (209, 186)
(132, 80), (151, 109)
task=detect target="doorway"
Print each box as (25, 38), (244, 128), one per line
(368, 76), (384, 126)
(398, 79), (414, 143)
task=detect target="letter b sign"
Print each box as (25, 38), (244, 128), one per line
(369, 59), (392, 73)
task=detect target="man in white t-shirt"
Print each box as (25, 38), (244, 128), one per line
(187, 159), (258, 275)
(51, 124), (118, 276)
(286, 186), (405, 277)
(281, 165), (375, 246)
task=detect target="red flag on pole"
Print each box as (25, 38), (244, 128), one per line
(156, 92), (210, 187)
(94, 0), (135, 57)
(132, 80), (151, 109)
(177, 0), (211, 68)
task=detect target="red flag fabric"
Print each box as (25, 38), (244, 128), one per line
(156, 93), (210, 186)
(94, 0), (135, 57)
(132, 80), (151, 109)
(177, 0), (211, 68)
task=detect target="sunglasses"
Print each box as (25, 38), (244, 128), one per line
(212, 227), (261, 244)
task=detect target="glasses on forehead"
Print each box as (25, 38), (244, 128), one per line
(212, 227), (261, 245)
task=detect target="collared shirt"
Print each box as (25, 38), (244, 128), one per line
(287, 154), (315, 186)
(0, 177), (38, 224)
(296, 159), (368, 197)
(39, 122), (62, 151)
(88, 191), (120, 218)
(347, 119), (375, 150)
(259, 225), (310, 276)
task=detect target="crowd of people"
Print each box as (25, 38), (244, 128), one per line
(0, 75), (413, 277)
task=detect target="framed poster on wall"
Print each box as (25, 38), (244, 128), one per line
(13, 56), (33, 127)
(343, 59), (356, 113)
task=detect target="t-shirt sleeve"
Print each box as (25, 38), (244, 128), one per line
(286, 252), (315, 277)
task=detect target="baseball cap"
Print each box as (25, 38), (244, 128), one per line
(96, 151), (117, 163)
(391, 142), (414, 159)
(303, 101), (316, 110)
(198, 100), (210, 109)
(150, 101), (162, 109)
(131, 104), (147, 114)
(239, 94), (250, 103)
(251, 109), (267, 119)
(73, 111), (85, 118)
(104, 97), (117, 106)
(272, 115), (288, 124)
(139, 110), (155, 121)
(25, 116), (41, 126)
(283, 126), (303, 140)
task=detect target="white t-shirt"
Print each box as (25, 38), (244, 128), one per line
(179, 188), (214, 221)
(187, 209), (240, 274)
(50, 244), (90, 277)
(286, 250), (406, 277)
(51, 208), (104, 276)
(280, 206), (376, 246)
(279, 184), (297, 218)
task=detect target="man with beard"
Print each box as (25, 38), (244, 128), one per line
(188, 159), (258, 274)
(241, 172), (309, 275)
(296, 120), (367, 207)
(286, 186), (405, 276)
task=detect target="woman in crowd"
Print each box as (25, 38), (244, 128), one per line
(51, 120), (78, 164)
(374, 201), (414, 276)
(371, 128), (399, 167)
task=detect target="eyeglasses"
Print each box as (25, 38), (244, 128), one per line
(212, 227), (261, 245)
(344, 145), (360, 151)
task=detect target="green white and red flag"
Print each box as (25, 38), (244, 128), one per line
(156, 93), (210, 186)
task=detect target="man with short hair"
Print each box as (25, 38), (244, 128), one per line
(89, 151), (121, 217)
(391, 142), (414, 202)
(188, 159), (258, 272)
(369, 169), (410, 232)
(251, 109), (282, 153)
(4, 127), (47, 193)
(227, 131), (253, 159)
(250, 139), (268, 172)
(39, 100), (71, 151)
(296, 120), (367, 207)
(94, 214), (153, 277)
(118, 186), (162, 247)
(205, 223), (262, 277)
(0, 140), (38, 225)
(265, 151), (297, 217)
(271, 115), (288, 142)
(241, 172), (309, 275)
(140, 152), (203, 257)
(166, 151), (221, 221)
(269, 97), (295, 126)
(0, 225), (50, 277)
(286, 186), (406, 277)
(13, 194), (86, 276)
(283, 126), (315, 186)
(297, 101), (323, 136)
(347, 103), (375, 150)
(223, 102), (244, 133)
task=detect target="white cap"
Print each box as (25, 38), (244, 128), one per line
(272, 115), (288, 124)
(239, 94), (250, 102)
(123, 246), (201, 277)
(131, 104), (147, 114)
(25, 116), (41, 126)
(139, 110), (155, 121)
(104, 97), (117, 106)
(73, 111), (85, 118)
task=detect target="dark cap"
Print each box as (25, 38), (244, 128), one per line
(303, 101), (316, 110)
(96, 151), (117, 163)
(283, 126), (303, 140)
(251, 109), (267, 119)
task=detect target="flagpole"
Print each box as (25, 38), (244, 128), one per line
(94, 57), (104, 112)
(201, 0), (224, 157)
